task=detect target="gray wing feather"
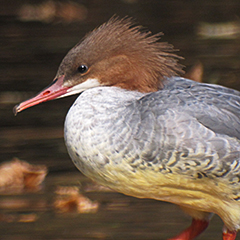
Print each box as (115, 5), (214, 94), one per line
(148, 77), (240, 139)
(123, 77), (240, 192)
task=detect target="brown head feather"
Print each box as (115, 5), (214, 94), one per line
(58, 17), (184, 92)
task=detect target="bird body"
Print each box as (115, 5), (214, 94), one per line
(14, 17), (240, 239)
(65, 78), (240, 232)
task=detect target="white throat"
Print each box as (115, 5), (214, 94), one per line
(59, 78), (101, 98)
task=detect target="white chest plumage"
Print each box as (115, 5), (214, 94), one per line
(64, 87), (145, 184)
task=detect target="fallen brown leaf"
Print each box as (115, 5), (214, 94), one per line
(54, 186), (99, 213)
(0, 158), (47, 194)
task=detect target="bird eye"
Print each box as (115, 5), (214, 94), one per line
(77, 64), (88, 74)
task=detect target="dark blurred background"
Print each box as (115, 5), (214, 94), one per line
(1, 0), (240, 239)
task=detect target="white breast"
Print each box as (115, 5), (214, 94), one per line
(64, 87), (144, 182)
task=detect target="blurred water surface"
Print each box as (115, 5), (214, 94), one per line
(1, 0), (240, 239)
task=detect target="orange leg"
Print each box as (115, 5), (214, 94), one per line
(168, 219), (209, 240)
(222, 229), (237, 240)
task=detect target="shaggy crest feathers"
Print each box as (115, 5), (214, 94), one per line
(58, 16), (184, 92)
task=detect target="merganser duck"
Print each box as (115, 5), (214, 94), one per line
(13, 17), (240, 240)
